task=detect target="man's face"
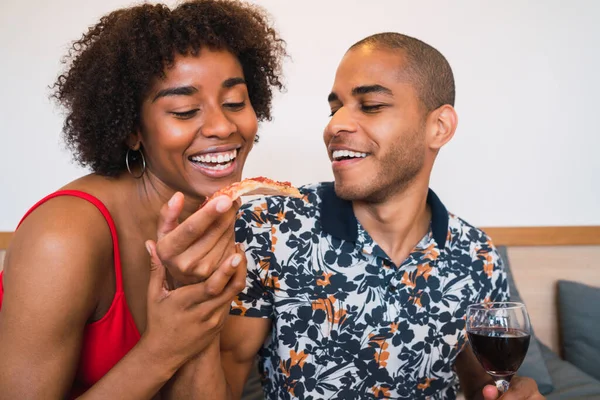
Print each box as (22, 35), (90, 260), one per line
(324, 46), (428, 203)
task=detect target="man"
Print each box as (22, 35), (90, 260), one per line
(170, 33), (544, 399)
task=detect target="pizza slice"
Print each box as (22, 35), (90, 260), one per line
(204, 177), (302, 205)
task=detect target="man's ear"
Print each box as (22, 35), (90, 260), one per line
(127, 131), (143, 150)
(426, 104), (458, 151)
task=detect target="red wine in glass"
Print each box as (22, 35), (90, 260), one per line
(468, 328), (530, 377)
(466, 302), (531, 393)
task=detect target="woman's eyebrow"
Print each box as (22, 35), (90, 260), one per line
(152, 85), (198, 102)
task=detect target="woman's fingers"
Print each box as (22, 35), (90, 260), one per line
(182, 222), (237, 281)
(145, 240), (170, 301)
(197, 246), (248, 309)
(157, 195), (233, 260)
(156, 192), (185, 240)
(156, 195), (238, 283)
(174, 247), (247, 308)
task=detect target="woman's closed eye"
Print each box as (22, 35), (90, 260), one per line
(170, 109), (199, 119)
(223, 101), (246, 111)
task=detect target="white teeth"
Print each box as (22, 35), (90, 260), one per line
(332, 150), (368, 160)
(190, 149), (238, 164)
(200, 161), (233, 170)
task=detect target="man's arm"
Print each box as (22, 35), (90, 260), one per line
(162, 315), (270, 399)
(455, 345), (495, 400)
(220, 316), (271, 398)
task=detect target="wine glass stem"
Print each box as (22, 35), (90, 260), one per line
(495, 379), (510, 393)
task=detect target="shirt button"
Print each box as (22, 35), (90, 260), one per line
(389, 285), (397, 292)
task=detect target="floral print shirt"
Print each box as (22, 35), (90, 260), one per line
(233, 182), (508, 400)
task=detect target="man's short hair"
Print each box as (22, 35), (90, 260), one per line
(351, 32), (455, 112)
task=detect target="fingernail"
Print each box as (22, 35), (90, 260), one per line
(145, 242), (152, 256)
(216, 197), (232, 213)
(168, 193), (178, 208)
(231, 254), (242, 267)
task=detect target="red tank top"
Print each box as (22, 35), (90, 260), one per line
(0, 190), (141, 396)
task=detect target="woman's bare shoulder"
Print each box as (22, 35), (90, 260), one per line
(5, 181), (118, 280)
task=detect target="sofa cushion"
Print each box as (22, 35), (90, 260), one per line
(558, 280), (600, 382)
(540, 341), (600, 400)
(497, 246), (554, 395)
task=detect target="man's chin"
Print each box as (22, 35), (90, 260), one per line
(333, 180), (367, 202)
(334, 179), (398, 204)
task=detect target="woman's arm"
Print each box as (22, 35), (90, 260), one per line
(0, 196), (243, 399)
(0, 196), (180, 399)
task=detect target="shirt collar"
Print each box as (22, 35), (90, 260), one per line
(318, 182), (358, 242)
(319, 182), (449, 249)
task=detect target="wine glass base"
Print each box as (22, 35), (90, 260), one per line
(495, 379), (510, 393)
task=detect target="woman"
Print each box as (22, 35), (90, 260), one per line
(0, 1), (286, 398)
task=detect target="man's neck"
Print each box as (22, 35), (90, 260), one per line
(352, 181), (431, 266)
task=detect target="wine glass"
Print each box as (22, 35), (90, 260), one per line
(466, 302), (531, 393)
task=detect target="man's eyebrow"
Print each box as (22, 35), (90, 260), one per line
(223, 77), (246, 88)
(152, 86), (198, 102)
(352, 84), (393, 96)
(327, 85), (394, 103)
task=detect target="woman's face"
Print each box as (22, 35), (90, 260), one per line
(138, 48), (258, 200)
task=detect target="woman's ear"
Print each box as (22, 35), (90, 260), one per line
(127, 131), (143, 150)
(426, 104), (458, 151)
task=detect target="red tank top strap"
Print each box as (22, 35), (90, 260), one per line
(17, 190), (124, 293)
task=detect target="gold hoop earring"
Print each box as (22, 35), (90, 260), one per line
(125, 148), (146, 179)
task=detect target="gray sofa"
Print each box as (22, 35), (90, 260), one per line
(541, 341), (600, 399)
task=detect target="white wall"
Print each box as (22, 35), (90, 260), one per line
(1, 0), (599, 230)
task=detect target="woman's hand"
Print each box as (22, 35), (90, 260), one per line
(154, 192), (240, 285)
(140, 191), (247, 367)
(142, 238), (247, 369)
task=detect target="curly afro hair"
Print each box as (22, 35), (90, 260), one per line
(52, 0), (287, 176)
